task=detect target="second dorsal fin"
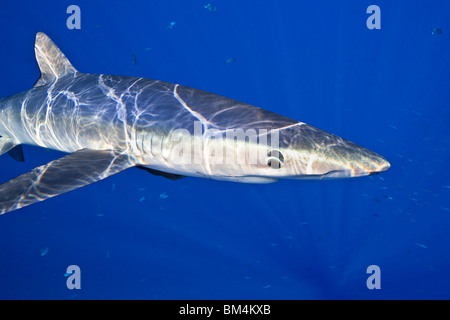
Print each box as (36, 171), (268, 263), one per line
(34, 32), (78, 87)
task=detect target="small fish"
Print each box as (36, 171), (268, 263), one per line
(64, 272), (73, 277)
(224, 57), (237, 64)
(160, 192), (168, 199)
(431, 27), (443, 35)
(204, 3), (217, 12)
(40, 247), (49, 256)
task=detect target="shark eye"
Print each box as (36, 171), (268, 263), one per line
(267, 158), (282, 169)
(267, 150), (284, 169)
(267, 150), (284, 162)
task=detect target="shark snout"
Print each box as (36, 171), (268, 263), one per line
(371, 157), (391, 174)
(315, 140), (390, 179)
(321, 155), (389, 179)
(346, 147), (391, 177)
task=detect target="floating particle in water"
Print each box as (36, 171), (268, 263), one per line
(415, 243), (428, 249)
(145, 47), (152, 52)
(132, 54), (137, 65)
(160, 192), (168, 199)
(112, 183), (115, 192)
(167, 21), (176, 29)
(431, 27), (443, 35)
(224, 57), (237, 64)
(204, 3), (217, 12)
(40, 247), (49, 256)
(96, 204), (103, 217)
(139, 196), (145, 202)
(263, 285), (271, 289)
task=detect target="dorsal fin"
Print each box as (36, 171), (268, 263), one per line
(34, 32), (78, 87)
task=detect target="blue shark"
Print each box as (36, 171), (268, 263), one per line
(0, 33), (390, 214)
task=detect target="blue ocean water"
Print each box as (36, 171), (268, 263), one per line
(0, 0), (449, 299)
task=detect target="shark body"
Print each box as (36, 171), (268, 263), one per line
(0, 33), (390, 214)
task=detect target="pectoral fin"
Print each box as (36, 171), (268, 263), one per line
(0, 148), (134, 214)
(0, 135), (24, 162)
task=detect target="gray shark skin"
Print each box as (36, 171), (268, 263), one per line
(0, 32), (390, 214)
